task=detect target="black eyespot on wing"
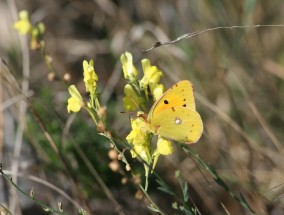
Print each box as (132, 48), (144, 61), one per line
(164, 100), (169, 104)
(183, 104), (186, 107)
(183, 99), (186, 101)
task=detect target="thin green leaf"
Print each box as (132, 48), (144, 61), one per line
(148, 204), (161, 213)
(182, 207), (194, 215)
(156, 177), (175, 196)
(182, 181), (189, 202)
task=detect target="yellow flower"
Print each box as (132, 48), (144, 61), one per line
(131, 145), (150, 162)
(14, 10), (32, 35)
(140, 59), (163, 90)
(151, 84), (165, 101)
(123, 84), (143, 111)
(67, 85), (83, 113)
(157, 136), (173, 155)
(126, 116), (151, 163)
(151, 137), (173, 171)
(120, 52), (138, 81)
(126, 116), (147, 145)
(83, 60), (98, 93)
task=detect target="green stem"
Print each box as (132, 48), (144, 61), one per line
(140, 185), (166, 215)
(85, 106), (98, 124)
(144, 163), (150, 191)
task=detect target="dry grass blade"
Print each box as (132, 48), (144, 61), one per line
(143, 25), (284, 51)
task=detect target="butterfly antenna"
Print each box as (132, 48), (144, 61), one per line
(121, 91), (149, 120)
(128, 94), (142, 112)
(120, 110), (137, 117)
(120, 96), (141, 119)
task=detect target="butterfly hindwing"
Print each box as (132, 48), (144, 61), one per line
(150, 106), (203, 143)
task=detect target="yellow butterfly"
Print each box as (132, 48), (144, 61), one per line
(145, 80), (203, 144)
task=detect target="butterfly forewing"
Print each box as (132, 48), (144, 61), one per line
(148, 80), (196, 122)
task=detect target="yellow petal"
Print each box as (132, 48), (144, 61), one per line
(140, 59), (163, 89)
(83, 60), (98, 92)
(67, 85), (83, 113)
(157, 137), (173, 155)
(67, 96), (82, 113)
(68, 85), (82, 100)
(151, 84), (165, 101)
(14, 10), (32, 35)
(120, 52), (138, 80)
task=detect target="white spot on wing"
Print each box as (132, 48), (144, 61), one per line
(175, 117), (182, 125)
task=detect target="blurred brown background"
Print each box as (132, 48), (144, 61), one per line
(1, 0), (284, 214)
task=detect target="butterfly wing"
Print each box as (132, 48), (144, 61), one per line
(148, 80), (196, 121)
(149, 106), (203, 144)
